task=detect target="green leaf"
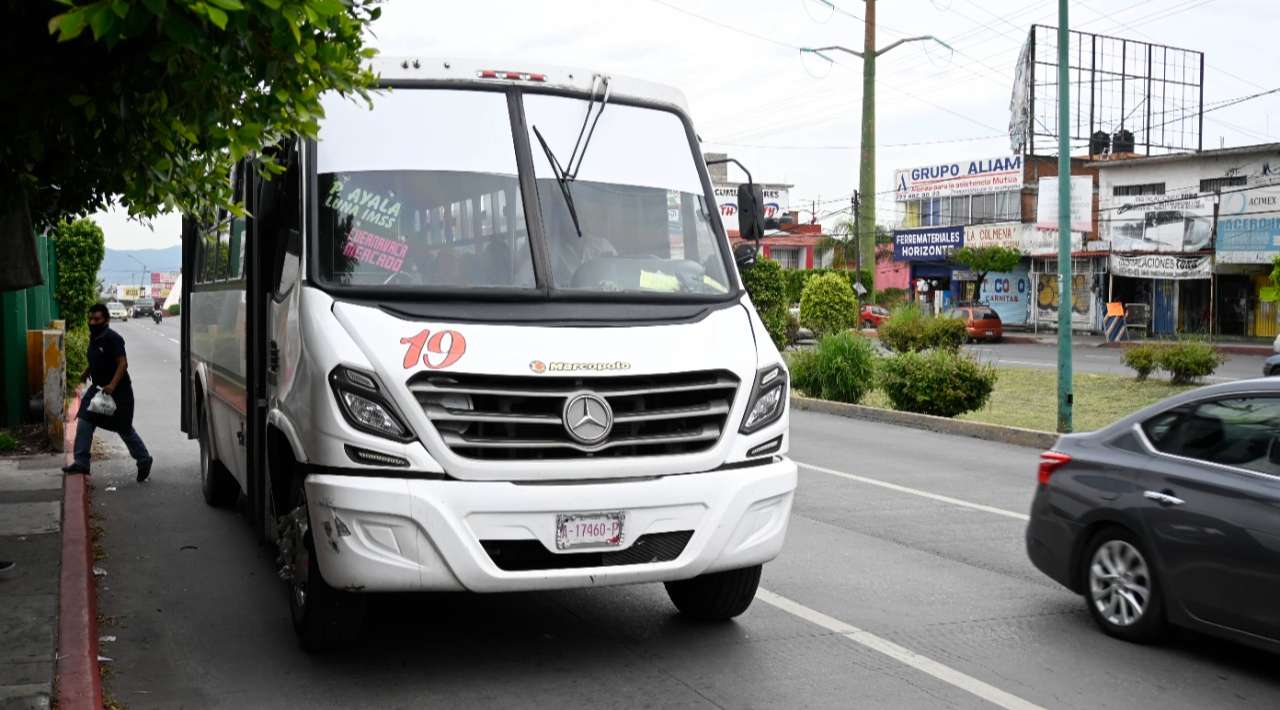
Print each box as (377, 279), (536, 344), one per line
(259, 0), (282, 8)
(112, 0), (130, 18)
(205, 5), (229, 29)
(153, 156), (173, 173)
(206, 0), (245, 8)
(89, 5), (118, 40)
(53, 10), (89, 40)
(68, 94), (91, 106)
(308, 0), (346, 16)
(141, 0), (166, 15)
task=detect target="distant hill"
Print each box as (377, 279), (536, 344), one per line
(98, 245), (182, 285)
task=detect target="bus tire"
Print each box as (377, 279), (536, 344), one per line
(198, 401), (239, 508)
(664, 564), (762, 621)
(286, 475), (365, 652)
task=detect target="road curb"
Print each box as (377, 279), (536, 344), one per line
(1094, 340), (1271, 356)
(791, 395), (1058, 450)
(56, 387), (103, 710)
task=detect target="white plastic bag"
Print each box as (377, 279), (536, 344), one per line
(88, 390), (117, 417)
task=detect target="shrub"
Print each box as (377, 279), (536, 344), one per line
(877, 304), (928, 353)
(923, 316), (967, 351)
(785, 310), (801, 345)
(879, 349), (997, 417)
(784, 268), (872, 305)
(65, 327), (89, 386)
(740, 258), (788, 349)
(50, 219), (106, 328)
(0, 431), (16, 453)
(875, 287), (908, 309)
(799, 272), (858, 338)
(167, 303), (181, 316)
(1158, 341), (1223, 385)
(790, 332), (877, 404)
(1122, 344), (1163, 381)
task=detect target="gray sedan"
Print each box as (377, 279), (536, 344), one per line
(1026, 378), (1280, 653)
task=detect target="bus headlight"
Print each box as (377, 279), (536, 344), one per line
(740, 364), (787, 434)
(329, 366), (415, 442)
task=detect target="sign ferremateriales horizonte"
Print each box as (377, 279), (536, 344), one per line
(893, 226), (964, 261)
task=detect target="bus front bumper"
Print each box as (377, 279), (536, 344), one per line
(303, 458), (796, 593)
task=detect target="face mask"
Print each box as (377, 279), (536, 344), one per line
(89, 323), (107, 337)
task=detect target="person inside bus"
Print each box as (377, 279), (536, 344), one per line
(62, 303), (154, 483)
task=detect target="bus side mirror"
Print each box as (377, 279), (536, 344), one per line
(733, 242), (757, 270)
(737, 183), (765, 241)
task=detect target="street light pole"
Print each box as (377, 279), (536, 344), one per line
(803, 0), (952, 298)
(1056, 1), (1074, 433)
(124, 253), (149, 304)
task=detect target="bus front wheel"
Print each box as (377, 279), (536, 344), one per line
(283, 475), (366, 652)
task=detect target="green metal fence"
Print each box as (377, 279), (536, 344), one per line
(1, 233), (60, 427)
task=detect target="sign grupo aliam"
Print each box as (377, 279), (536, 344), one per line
(894, 155), (1022, 201)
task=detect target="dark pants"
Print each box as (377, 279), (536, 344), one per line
(73, 420), (151, 471)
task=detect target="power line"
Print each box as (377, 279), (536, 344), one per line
(704, 133), (1007, 151)
(644, 0), (801, 51)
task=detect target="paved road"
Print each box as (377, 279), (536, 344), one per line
(963, 341), (1269, 381)
(90, 318), (1280, 709)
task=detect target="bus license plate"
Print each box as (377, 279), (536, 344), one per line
(556, 512), (625, 550)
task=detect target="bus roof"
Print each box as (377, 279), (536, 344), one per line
(369, 57), (690, 113)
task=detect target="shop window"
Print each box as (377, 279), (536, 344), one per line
(950, 195), (969, 224)
(1113, 182), (1165, 197)
(921, 198), (943, 226)
(902, 200), (921, 228)
(771, 247), (801, 270)
(971, 193), (996, 224)
(1199, 176), (1247, 193)
(996, 191), (1020, 222)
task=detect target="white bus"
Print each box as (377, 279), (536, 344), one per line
(180, 58), (796, 650)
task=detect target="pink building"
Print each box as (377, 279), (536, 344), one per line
(875, 244), (909, 291)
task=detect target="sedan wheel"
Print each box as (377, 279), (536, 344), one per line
(1090, 540), (1150, 626)
(1083, 529), (1165, 642)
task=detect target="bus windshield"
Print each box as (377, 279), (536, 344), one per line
(314, 87), (730, 297)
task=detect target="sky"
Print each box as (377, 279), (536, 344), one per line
(92, 0), (1279, 251)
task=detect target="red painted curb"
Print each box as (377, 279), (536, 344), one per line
(56, 387), (103, 710)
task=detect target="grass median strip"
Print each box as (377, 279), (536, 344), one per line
(860, 366), (1197, 433)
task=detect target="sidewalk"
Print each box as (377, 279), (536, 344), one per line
(0, 454), (63, 710)
(1000, 331), (1274, 356)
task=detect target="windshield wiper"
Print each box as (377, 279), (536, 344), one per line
(565, 74), (611, 181)
(529, 75), (611, 240)
(531, 125), (583, 239)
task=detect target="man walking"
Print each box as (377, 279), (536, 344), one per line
(62, 304), (154, 482)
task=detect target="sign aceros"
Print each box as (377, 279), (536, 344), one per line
(893, 226), (964, 261)
(894, 155), (1022, 201)
(1216, 188), (1280, 264)
(1109, 254), (1211, 280)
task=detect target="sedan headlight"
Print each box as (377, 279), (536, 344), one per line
(740, 364), (788, 434)
(329, 366), (414, 442)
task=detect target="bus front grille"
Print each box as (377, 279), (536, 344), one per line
(408, 370), (739, 460)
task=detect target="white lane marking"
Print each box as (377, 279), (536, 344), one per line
(757, 588), (1046, 710)
(167, 338), (180, 345)
(797, 462), (1030, 522)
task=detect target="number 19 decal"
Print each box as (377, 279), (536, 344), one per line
(400, 329), (467, 370)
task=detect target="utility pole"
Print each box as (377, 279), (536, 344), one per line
(852, 191), (861, 276)
(1056, 1), (1073, 433)
(803, 1), (951, 298)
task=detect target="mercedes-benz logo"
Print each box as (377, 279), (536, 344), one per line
(562, 392), (613, 445)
